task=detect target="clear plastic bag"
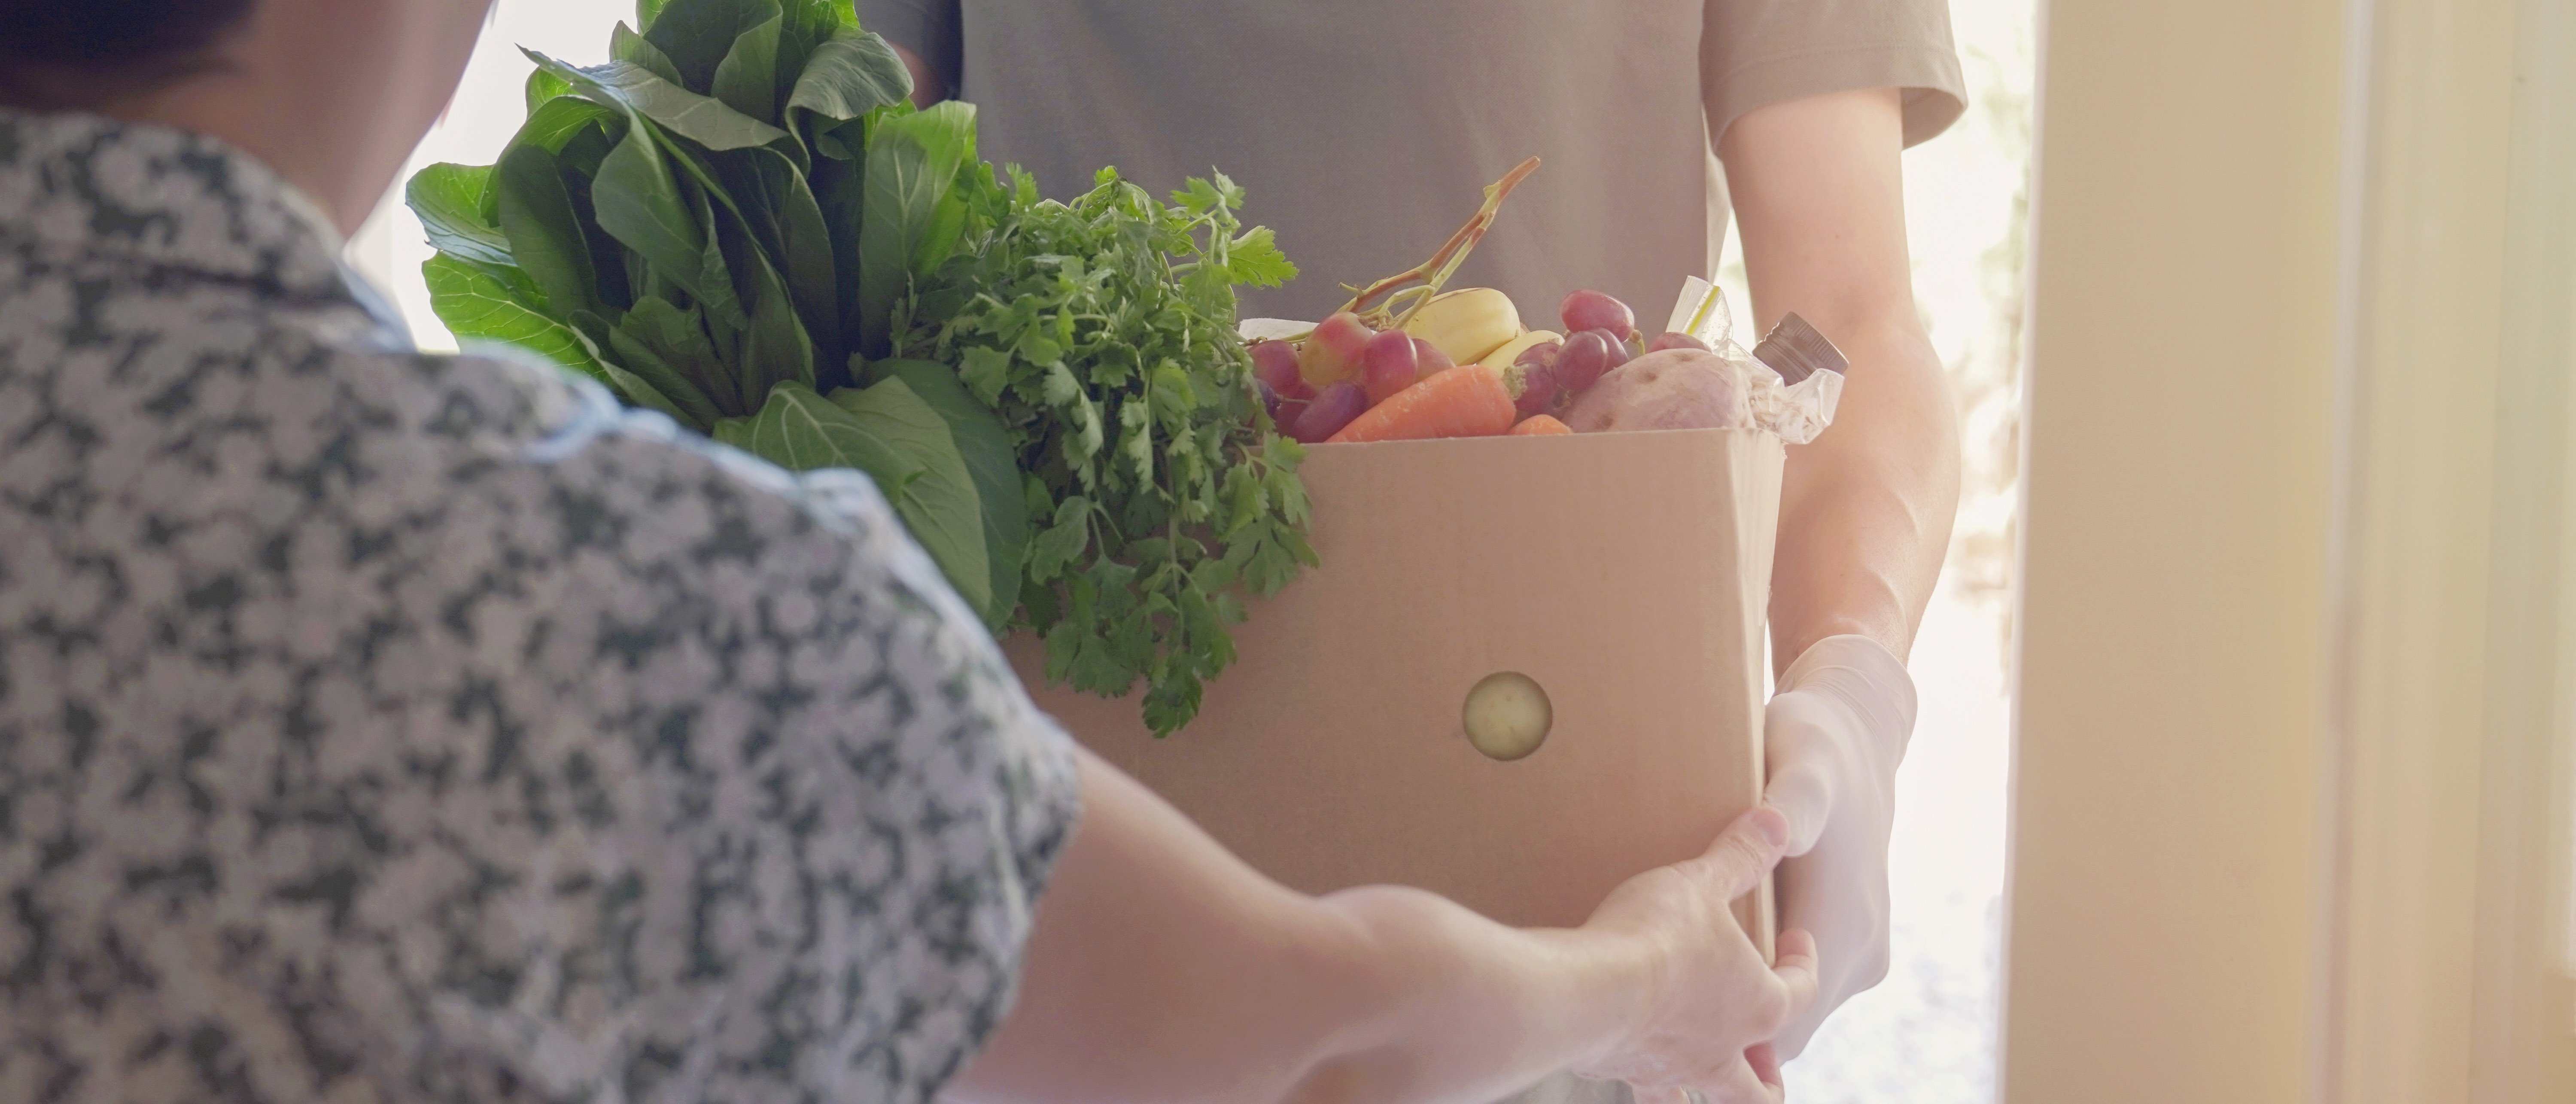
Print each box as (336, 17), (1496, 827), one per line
(1662, 279), (1843, 445)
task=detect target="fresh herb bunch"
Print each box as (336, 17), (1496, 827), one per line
(408, 0), (1314, 734)
(896, 169), (1314, 735)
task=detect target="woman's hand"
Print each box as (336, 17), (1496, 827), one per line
(1570, 809), (1822, 1104)
(950, 754), (1820, 1104)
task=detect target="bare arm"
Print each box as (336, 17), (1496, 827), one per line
(1719, 88), (1959, 671)
(948, 750), (1814, 1104)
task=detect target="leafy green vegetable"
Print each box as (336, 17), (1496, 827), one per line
(528, 50), (788, 152)
(877, 358), (1029, 633)
(895, 168), (1311, 734)
(408, 164), (513, 269)
(715, 379), (991, 616)
(409, 0), (1311, 732)
(857, 101), (976, 357)
(493, 145), (602, 319)
(708, 10), (783, 122)
(424, 255), (610, 385)
(788, 33), (909, 137)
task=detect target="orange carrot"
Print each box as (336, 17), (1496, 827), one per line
(1509, 414), (1573, 436)
(1326, 364), (1518, 443)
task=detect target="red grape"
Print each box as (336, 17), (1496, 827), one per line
(1412, 337), (1456, 377)
(1648, 330), (1713, 353)
(1514, 357), (1562, 417)
(1298, 312), (1373, 387)
(1560, 289), (1636, 341)
(1556, 331), (1612, 393)
(1360, 328), (1422, 405)
(1291, 383), (1369, 443)
(1252, 338), (1311, 400)
(1592, 328), (1633, 371)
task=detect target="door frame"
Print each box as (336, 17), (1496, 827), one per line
(2006, 0), (2575, 1099)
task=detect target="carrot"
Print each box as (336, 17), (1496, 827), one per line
(1326, 363), (1518, 443)
(1509, 414), (1572, 436)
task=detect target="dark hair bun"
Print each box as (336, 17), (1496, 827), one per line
(0, 0), (261, 67)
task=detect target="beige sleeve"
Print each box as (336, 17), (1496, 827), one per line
(1702, 0), (1970, 148)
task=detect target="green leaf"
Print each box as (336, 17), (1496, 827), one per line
(595, 360), (693, 423)
(1149, 362), (1197, 420)
(637, 0), (673, 32)
(587, 116), (711, 324)
(1039, 362), (1080, 406)
(958, 345), (1013, 406)
(877, 358), (1030, 630)
(493, 144), (601, 321)
(710, 12), (784, 123)
(856, 100), (976, 357)
(607, 298), (729, 431)
(786, 30), (912, 142)
(1118, 398), (1153, 482)
(406, 164), (512, 269)
(785, 0), (857, 35)
(611, 21), (686, 86)
(728, 379), (910, 476)
(1228, 225), (1298, 288)
(526, 49), (789, 152)
(715, 146), (842, 364)
(734, 380), (991, 616)
(642, 0), (781, 93)
(426, 254), (613, 388)
(727, 215), (818, 411)
(1172, 176), (1228, 216)
(827, 379), (994, 618)
(525, 67), (573, 117)
(1028, 497), (1090, 584)
(680, 173), (751, 366)
(502, 95), (619, 160)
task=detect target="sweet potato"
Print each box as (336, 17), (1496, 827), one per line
(1560, 350), (1751, 433)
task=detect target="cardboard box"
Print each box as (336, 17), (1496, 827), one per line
(1008, 426), (1780, 951)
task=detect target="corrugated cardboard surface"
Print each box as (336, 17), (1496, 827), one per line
(1010, 427), (1781, 951)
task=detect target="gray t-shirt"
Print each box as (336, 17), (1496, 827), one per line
(861, 0), (1966, 321)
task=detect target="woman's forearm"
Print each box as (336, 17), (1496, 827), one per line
(946, 752), (1650, 1104)
(1290, 886), (1648, 1103)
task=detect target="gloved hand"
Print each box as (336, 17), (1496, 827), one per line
(1759, 634), (1918, 1059)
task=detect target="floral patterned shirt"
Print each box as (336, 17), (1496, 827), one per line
(0, 109), (1080, 1104)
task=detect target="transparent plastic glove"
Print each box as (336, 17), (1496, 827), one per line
(1760, 635), (1918, 1059)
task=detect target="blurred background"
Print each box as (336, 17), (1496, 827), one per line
(344, 4), (2039, 1101)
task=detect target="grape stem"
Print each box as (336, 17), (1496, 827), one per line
(1336, 156), (1542, 331)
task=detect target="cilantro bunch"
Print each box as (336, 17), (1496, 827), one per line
(897, 169), (1315, 735)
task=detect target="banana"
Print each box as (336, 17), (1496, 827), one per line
(1401, 287), (1523, 365)
(1479, 329), (1563, 370)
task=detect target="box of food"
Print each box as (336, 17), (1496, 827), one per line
(1006, 421), (1785, 947)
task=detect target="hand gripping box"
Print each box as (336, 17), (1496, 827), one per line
(1006, 425), (1784, 952)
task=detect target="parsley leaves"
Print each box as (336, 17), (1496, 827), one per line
(899, 167), (1313, 735)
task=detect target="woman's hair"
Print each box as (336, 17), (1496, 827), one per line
(0, 0), (260, 106)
